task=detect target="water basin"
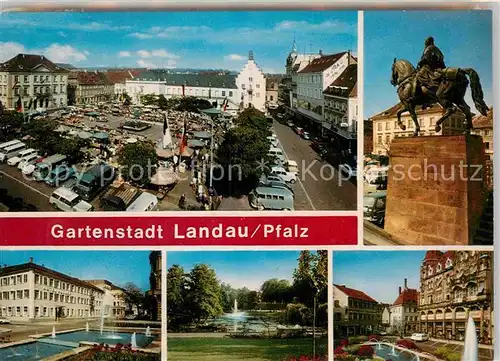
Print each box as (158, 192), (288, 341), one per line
(0, 341), (73, 360)
(374, 344), (419, 361)
(42, 330), (155, 348)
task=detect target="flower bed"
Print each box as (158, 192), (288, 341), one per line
(281, 356), (327, 361)
(396, 339), (419, 350)
(63, 344), (160, 361)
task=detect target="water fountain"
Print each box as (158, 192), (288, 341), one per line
(86, 322), (89, 332)
(100, 311), (105, 335)
(234, 299), (238, 313)
(51, 326), (56, 339)
(131, 332), (138, 349)
(412, 354), (421, 361)
(389, 344), (399, 357)
(462, 315), (478, 361)
(145, 326), (151, 337)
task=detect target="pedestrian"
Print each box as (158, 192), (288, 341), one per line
(178, 193), (186, 209)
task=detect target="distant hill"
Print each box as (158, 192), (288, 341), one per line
(55, 63), (76, 70)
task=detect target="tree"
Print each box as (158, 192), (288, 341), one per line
(158, 94), (169, 110)
(176, 97), (212, 113)
(220, 282), (237, 313)
(235, 108), (270, 134)
(55, 137), (87, 164)
(117, 141), (158, 186)
(167, 265), (187, 330)
(122, 92), (132, 106)
(185, 264), (223, 323)
(141, 94), (158, 106)
(0, 110), (24, 141)
(260, 279), (292, 303)
(246, 290), (259, 310)
(123, 283), (145, 315)
(292, 251), (328, 307)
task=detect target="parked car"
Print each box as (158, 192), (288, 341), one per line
(249, 186), (294, 210)
(294, 126), (304, 135)
(0, 317), (10, 324)
(287, 121), (295, 128)
(267, 136), (279, 148)
(259, 174), (285, 185)
(410, 333), (429, 342)
(45, 165), (77, 187)
(7, 148), (37, 166)
(17, 154), (42, 170)
(270, 166), (297, 183)
(301, 131), (311, 140)
(285, 160), (299, 176)
(74, 163), (116, 201)
(277, 113), (285, 119)
(265, 180), (294, 195)
(340, 161), (357, 179)
(49, 187), (93, 212)
(363, 191), (387, 226)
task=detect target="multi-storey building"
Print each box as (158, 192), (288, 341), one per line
(369, 103), (466, 156)
(105, 69), (143, 99)
(295, 51), (357, 131)
(0, 54), (69, 110)
(0, 258), (104, 322)
(147, 251), (161, 321)
(265, 75), (282, 105)
(418, 251), (494, 344)
(68, 71), (115, 105)
(472, 108), (493, 161)
(235, 51), (266, 112)
(125, 71), (240, 114)
(323, 63), (357, 153)
(86, 280), (128, 319)
(389, 279), (419, 335)
(333, 284), (383, 337)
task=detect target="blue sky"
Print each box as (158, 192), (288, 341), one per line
(333, 251), (426, 304)
(0, 11), (357, 73)
(168, 251), (302, 291)
(0, 251), (152, 291)
(365, 11), (493, 117)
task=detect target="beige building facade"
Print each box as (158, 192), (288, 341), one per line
(0, 259), (104, 322)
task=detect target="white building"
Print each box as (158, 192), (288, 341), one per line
(0, 259), (105, 322)
(235, 51), (266, 112)
(125, 71), (240, 113)
(86, 280), (129, 319)
(295, 51), (356, 127)
(106, 70), (142, 98)
(0, 54), (69, 110)
(389, 279), (419, 335)
(382, 306), (391, 327)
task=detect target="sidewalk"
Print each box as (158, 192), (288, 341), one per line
(428, 337), (494, 350)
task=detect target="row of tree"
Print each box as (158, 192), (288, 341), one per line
(215, 107), (274, 194)
(167, 251), (328, 331)
(139, 94), (213, 113)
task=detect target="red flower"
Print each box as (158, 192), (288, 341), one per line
(334, 346), (345, 354)
(358, 344), (374, 357)
(340, 338), (349, 347)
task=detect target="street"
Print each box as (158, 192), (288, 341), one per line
(416, 339), (494, 361)
(273, 120), (357, 210)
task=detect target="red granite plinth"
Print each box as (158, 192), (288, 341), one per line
(385, 135), (486, 245)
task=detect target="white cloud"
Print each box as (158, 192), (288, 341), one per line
(137, 50), (151, 58)
(274, 20), (356, 34)
(57, 31), (66, 37)
(42, 44), (88, 63)
(151, 49), (179, 59)
(118, 51), (132, 58)
(129, 32), (153, 40)
(137, 58), (177, 69)
(137, 59), (156, 68)
(0, 42), (26, 62)
(68, 22), (131, 32)
(225, 54), (245, 61)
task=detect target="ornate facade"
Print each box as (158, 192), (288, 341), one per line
(147, 251), (162, 321)
(418, 251), (494, 344)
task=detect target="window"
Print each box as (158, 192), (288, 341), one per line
(229, 91), (233, 97)
(386, 122), (390, 130)
(24, 76), (29, 83)
(221, 91), (226, 97)
(256, 84), (260, 88)
(485, 142), (490, 150)
(256, 92), (260, 98)
(249, 77), (253, 82)
(23, 274), (27, 283)
(378, 135), (382, 144)
(377, 123), (382, 131)
(241, 84), (246, 90)
(34, 75), (38, 82)
(24, 290), (29, 298)
(14, 75), (19, 82)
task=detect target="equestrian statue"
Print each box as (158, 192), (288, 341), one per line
(391, 36), (489, 136)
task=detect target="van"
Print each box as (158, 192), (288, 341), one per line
(100, 184), (140, 211)
(267, 147), (285, 163)
(7, 148), (37, 166)
(45, 165), (77, 187)
(0, 140), (21, 151)
(49, 187), (93, 212)
(126, 192), (158, 212)
(363, 191), (387, 226)
(0, 143), (26, 162)
(33, 154), (68, 181)
(74, 163), (116, 201)
(267, 136), (279, 148)
(249, 186), (294, 211)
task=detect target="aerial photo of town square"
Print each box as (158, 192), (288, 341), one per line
(333, 250), (494, 361)
(167, 250), (328, 361)
(0, 250), (162, 360)
(0, 11), (358, 212)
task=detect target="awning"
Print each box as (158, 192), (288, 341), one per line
(192, 131), (211, 139)
(85, 111), (100, 117)
(150, 168), (178, 186)
(296, 107), (323, 124)
(188, 139), (205, 148)
(93, 132), (109, 140)
(201, 108), (222, 116)
(77, 131), (93, 139)
(125, 137), (138, 144)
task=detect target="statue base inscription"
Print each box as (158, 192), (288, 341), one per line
(385, 135), (486, 245)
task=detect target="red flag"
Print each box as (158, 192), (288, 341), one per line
(179, 118), (187, 155)
(15, 96), (22, 112)
(223, 97), (228, 112)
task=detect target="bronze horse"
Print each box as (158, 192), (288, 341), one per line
(391, 59), (489, 136)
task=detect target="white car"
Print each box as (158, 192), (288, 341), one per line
(267, 136), (279, 148)
(0, 318), (10, 324)
(270, 166), (297, 184)
(22, 163), (37, 176)
(18, 154), (41, 170)
(49, 187), (93, 212)
(285, 160), (299, 175)
(9, 149), (38, 166)
(410, 333), (429, 342)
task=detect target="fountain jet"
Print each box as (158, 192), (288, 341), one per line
(462, 315), (478, 361)
(234, 299), (238, 314)
(86, 322), (89, 332)
(51, 326), (56, 339)
(131, 332), (138, 349)
(145, 326), (151, 337)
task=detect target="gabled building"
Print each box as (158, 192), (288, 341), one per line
(68, 70), (114, 105)
(235, 51), (266, 112)
(333, 284), (382, 337)
(105, 69), (143, 99)
(389, 279), (419, 335)
(85, 279), (129, 319)
(0, 53), (70, 110)
(295, 51), (357, 131)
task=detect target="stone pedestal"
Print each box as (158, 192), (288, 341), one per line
(385, 135), (486, 245)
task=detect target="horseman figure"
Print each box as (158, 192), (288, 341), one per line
(415, 36), (446, 102)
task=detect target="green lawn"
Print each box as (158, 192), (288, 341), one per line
(167, 337), (328, 361)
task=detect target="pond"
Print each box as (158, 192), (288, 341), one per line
(0, 341), (73, 360)
(43, 330), (155, 348)
(208, 311), (301, 334)
(374, 344), (420, 361)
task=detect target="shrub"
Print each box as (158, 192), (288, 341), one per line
(345, 344), (361, 355)
(396, 339), (419, 350)
(349, 335), (369, 344)
(286, 303), (306, 325)
(357, 344), (374, 358)
(334, 346), (345, 354)
(434, 346), (461, 361)
(446, 352), (462, 361)
(368, 334), (381, 341)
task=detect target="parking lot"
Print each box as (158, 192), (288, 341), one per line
(416, 339), (494, 361)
